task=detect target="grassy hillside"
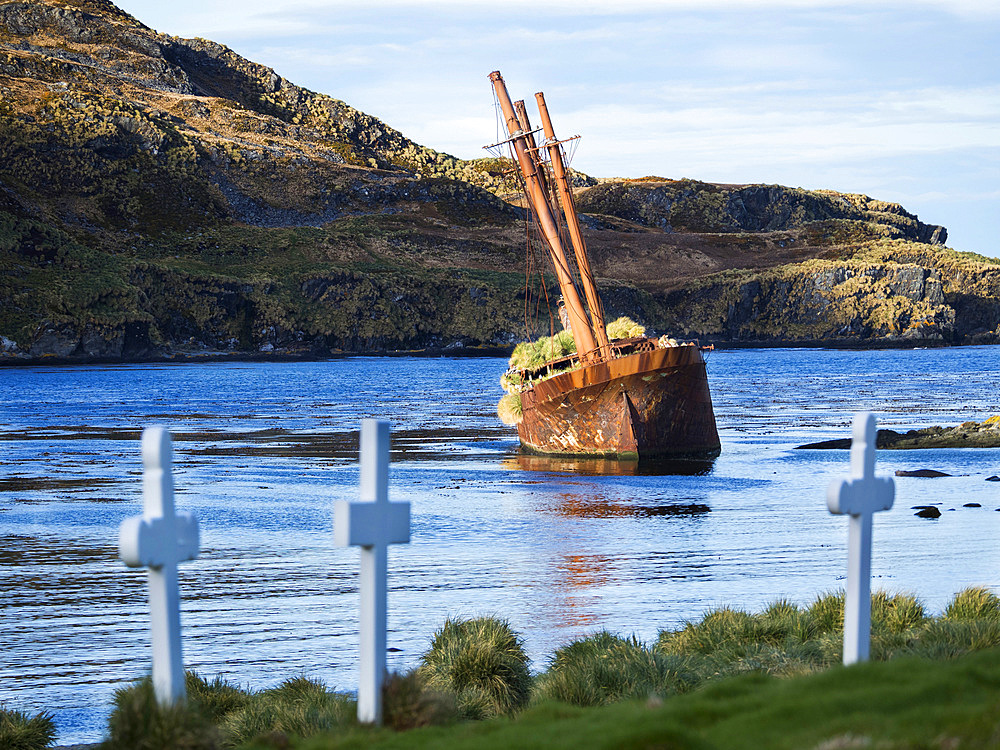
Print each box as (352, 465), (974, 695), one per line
(1, 0), (997, 359)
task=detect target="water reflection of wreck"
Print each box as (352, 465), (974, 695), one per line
(502, 453), (716, 477)
(488, 71), (721, 459)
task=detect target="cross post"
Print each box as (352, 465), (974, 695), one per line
(119, 426), (200, 706)
(827, 412), (894, 665)
(334, 420), (410, 725)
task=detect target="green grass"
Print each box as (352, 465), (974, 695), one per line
(496, 392), (522, 425)
(102, 677), (219, 750)
(944, 586), (1000, 621)
(97, 588), (1000, 749)
(533, 631), (695, 706)
(219, 676), (355, 747)
(0, 705), (56, 750)
(418, 616), (532, 719)
(500, 315), (650, 394)
(185, 673), (253, 724)
(285, 647), (1000, 749)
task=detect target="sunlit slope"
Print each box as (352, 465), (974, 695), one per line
(1, 0), (997, 358)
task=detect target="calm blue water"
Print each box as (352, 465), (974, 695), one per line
(2, 348), (1000, 744)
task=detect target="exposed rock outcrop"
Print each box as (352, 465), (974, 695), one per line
(798, 416), (1000, 450)
(577, 179), (947, 245)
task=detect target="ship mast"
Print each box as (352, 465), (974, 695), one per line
(535, 91), (611, 360)
(513, 100), (550, 202)
(488, 70), (600, 364)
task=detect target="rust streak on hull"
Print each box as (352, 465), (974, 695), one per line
(517, 345), (721, 459)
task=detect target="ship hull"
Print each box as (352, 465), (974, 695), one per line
(516, 345), (720, 459)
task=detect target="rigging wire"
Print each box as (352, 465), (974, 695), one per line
(488, 87), (565, 347)
(564, 135), (580, 169)
(559, 143), (608, 330)
(515, 148), (556, 343)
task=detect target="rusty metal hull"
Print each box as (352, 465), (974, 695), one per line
(516, 345), (720, 459)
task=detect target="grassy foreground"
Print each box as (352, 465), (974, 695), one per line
(10, 588), (1000, 749)
(290, 648), (1000, 750)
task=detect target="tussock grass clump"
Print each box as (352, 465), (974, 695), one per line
(652, 592), (932, 685)
(943, 586), (1000, 621)
(500, 330), (577, 396)
(605, 316), (646, 340)
(419, 616), (532, 719)
(219, 675), (353, 747)
(505, 330), (577, 375)
(534, 631), (694, 707)
(756, 598), (816, 643)
(184, 673), (252, 724)
(105, 673), (355, 748)
(103, 677), (219, 750)
(806, 590), (845, 635)
(381, 669), (459, 731)
(910, 619), (1000, 659)
(504, 315), (647, 383)
(656, 602), (830, 681)
(499, 316), (650, 405)
(658, 606), (757, 655)
(871, 591), (927, 634)
(496, 392), (523, 425)
(0, 705), (56, 750)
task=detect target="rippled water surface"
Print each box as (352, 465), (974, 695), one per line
(2, 348), (1000, 744)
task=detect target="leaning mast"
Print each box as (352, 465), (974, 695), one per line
(488, 70), (601, 363)
(535, 91), (611, 359)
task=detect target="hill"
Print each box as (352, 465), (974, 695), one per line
(1, 0), (998, 360)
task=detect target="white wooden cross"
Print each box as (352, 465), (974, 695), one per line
(827, 412), (894, 665)
(119, 426), (200, 705)
(334, 419), (410, 725)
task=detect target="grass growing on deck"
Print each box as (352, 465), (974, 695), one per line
(496, 316), (649, 414)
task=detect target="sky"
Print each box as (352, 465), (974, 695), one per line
(114, 0), (999, 258)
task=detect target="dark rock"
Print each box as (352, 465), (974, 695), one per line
(634, 503), (711, 517)
(798, 428), (906, 450)
(29, 323), (79, 357)
(964, 503), (982, 508)
(799, 421), (1000, 450)
(895, 469), (952, 478)
(797, 437), (852, 450)
(987, 476), (1000, 482)
(914, 506), (942, 518)
(78, 324), (124, 358)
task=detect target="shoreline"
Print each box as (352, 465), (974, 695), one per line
(0, 337), (987, 368)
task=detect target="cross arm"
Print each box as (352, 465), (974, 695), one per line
(827, 475), (894, 516)
(120, 513), (200, 568)
(334, 500), (410, 548)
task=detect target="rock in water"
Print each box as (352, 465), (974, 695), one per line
(964, 503), (982, 508)
(914, 506), (942, 518)
(797, 418), (1000, 450)
(986, 475), (1000, 482)
(895, 469), (951, 478)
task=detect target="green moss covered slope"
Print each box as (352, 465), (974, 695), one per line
(1, 1), (997, 360)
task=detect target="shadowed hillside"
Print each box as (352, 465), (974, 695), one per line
(1, 0), (998, 360)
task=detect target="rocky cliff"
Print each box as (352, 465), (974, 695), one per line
(1, 0), (997, 360)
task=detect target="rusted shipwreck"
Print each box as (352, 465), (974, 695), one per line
(488, 71), (721, 459)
